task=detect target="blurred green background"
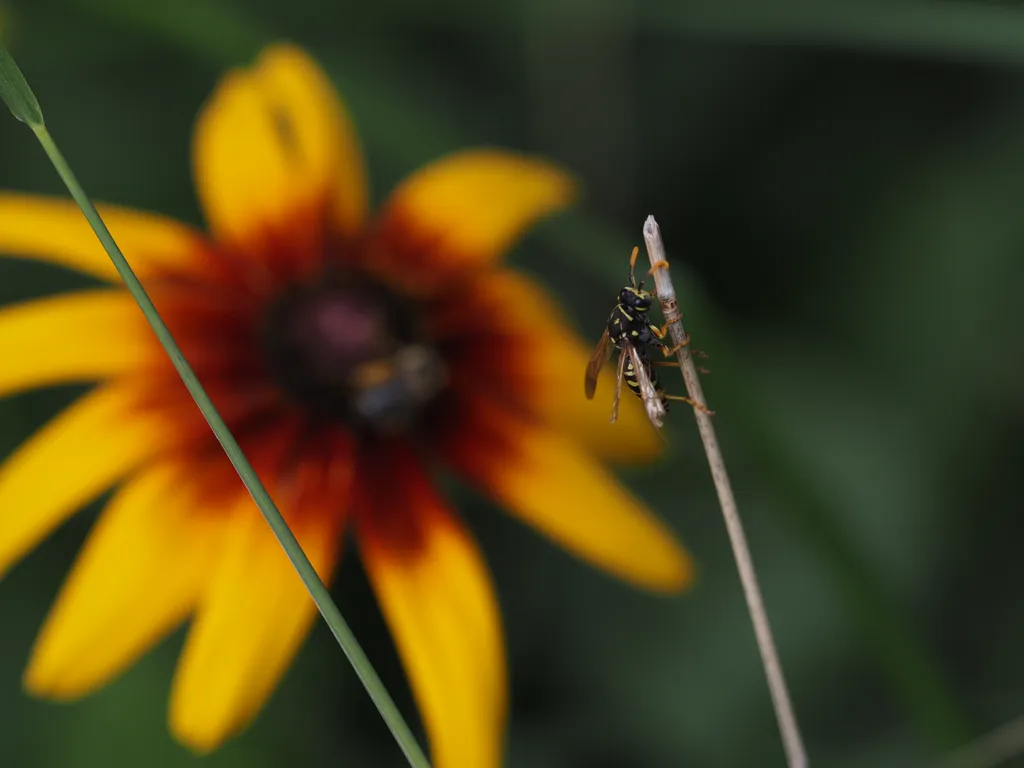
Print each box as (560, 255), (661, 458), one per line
(1, 1), (1023, 766)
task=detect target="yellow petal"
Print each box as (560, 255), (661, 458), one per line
(0, 193), (208, 282)
(0, 384), (173, 580)
(445, 403), (693, 592)
(254, 44), (368, 235)
(24, 462), (219, 698)
(169, 498), (343, 752)
(358, 453), (506, 768)
(375, 149), (574, 277)
(0, 291), (154, 399)
(193, 43), (368, 246)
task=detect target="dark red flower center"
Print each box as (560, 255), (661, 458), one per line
(259, 271), (448, 434)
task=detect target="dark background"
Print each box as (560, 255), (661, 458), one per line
(1, 1), (1022, 766)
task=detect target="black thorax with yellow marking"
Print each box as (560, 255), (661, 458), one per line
(607, 286), (661, 349)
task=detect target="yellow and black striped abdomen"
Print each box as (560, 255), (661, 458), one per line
(623, 352), (670, 410)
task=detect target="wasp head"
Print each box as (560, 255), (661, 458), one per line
(619, 286), (653, 312)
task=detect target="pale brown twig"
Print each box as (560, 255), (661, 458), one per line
(641, 215), (809, 768)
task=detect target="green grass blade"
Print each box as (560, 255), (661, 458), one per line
(0, 42), (431, 768)
(0, 43), (43, 126)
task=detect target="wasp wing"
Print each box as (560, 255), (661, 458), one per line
(626, 340), (666, 430)
(584, 328), (612, 399)
(610, 343), (627, 424)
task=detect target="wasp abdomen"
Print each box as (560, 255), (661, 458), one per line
(623, 351), (670, 411)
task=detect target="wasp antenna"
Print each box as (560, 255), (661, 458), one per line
(629, 246), (640, 288)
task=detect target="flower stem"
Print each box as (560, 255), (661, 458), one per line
(642, 215), (809, 768)
(0, 43), (431, 768)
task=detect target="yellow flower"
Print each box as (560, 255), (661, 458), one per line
(0, 44), (692, 766)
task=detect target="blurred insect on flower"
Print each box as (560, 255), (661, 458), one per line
(0, 44), (692, 767)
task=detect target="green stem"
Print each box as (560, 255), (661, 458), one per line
(25, 124), (430, 768)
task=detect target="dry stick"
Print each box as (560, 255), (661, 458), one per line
(642, 215), (809, 768)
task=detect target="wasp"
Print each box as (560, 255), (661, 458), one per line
(585, 247), (702, 428)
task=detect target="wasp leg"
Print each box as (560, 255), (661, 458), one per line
(646, 260), (670, 278)
(653, 329), (691, 357)
(652, 356), (711, 374)
(662, 339), (691, 356)
(663, 394), (715, 416)
(649, 323), (673, 341)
